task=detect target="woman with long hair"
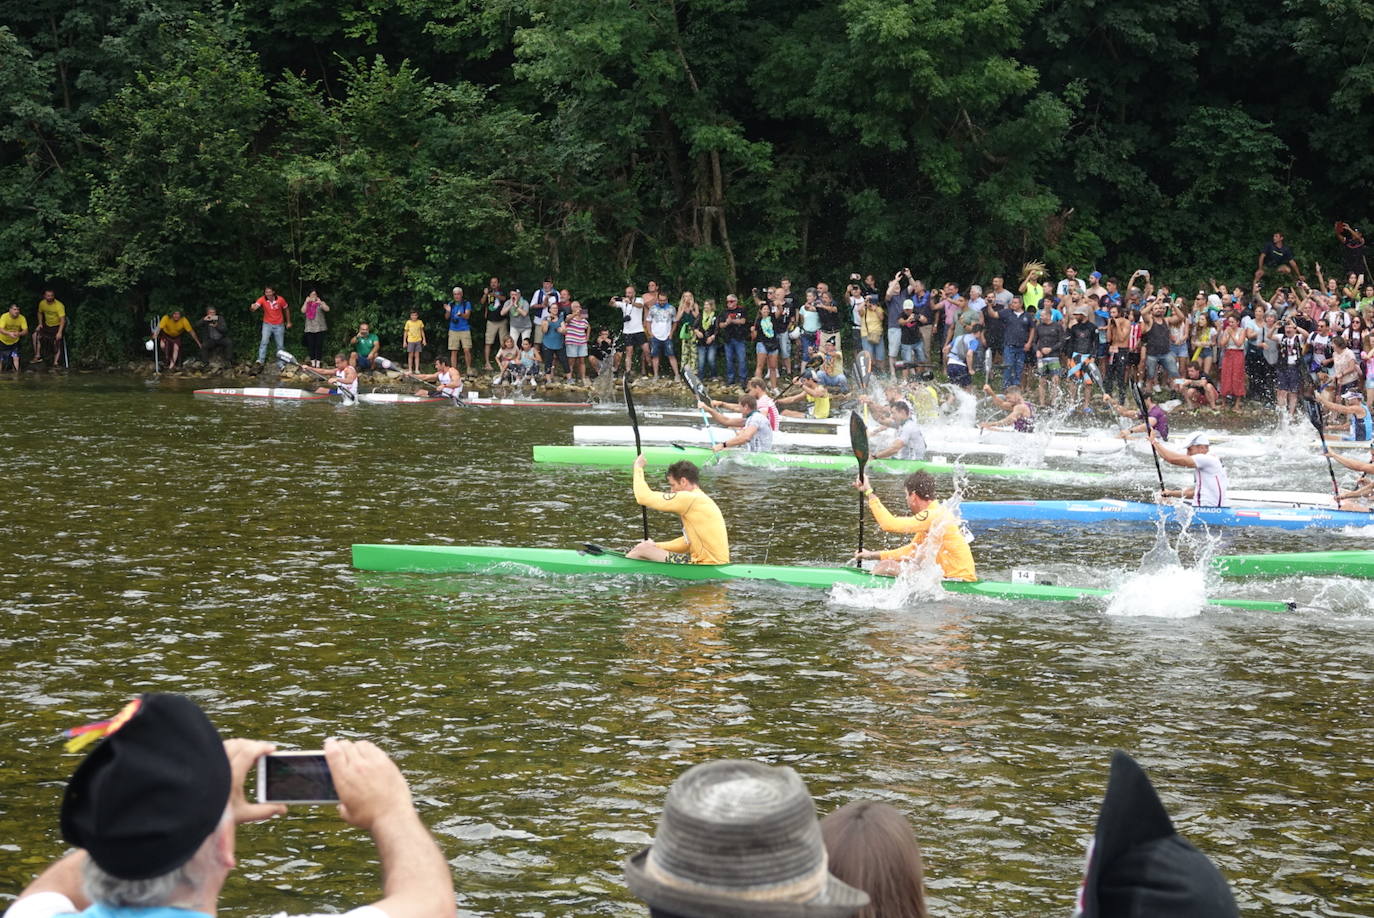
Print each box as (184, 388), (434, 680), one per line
(821, 801), (928, 918)
(1217, 314), (1252, 408)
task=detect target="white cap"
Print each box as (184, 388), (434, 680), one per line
(1342, 390), (1364, 400)
(1184, 432), (1210, 448)
(902, 299), (914, 310)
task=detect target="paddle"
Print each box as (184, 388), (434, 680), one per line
(1304, 396), (1343, 509)
(579, 542), (624, 557)
(850, 412), (869, 567)
(681, 366), (716, 448)
(278, 350), (355, 402)
(624, 375), (650, 540)
(1134, 383), (1165, 494)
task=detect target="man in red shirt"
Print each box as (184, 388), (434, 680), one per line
(250, 286), (291, 368)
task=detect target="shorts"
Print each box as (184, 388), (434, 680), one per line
(625, 331), (647, 348)
(566, 344), (588, 358)
(1096, 340), (1109, 357)
(511, 326), (532, 344)
(650, 337), (675, 357)
(1276, 364), (1302, 392)
(485, 320), (507, 344)
(406, 341), (423, 353)
(355, 355), (375, 370)
(448, 329), (472, 349)
(947, 363), (972, 386)
(755, 341), (779, 355)
(777, 333), (792, 359)
(665, 552), (691, 564)
(1037, 357), (1062, 374)
(35, 324), (59, 342)
(0, 342), (18, 360)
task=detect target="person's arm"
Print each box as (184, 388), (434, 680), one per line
(325, 738), (455, 918)
(12, 851), (89, 910)
(1328, 452), (1374, 474)
(283, 300), (291, 330)
(981, 383), (1009, 409)
(1148, 432), (1195, 468)
(700, 402), (745, 428)
(632, 464), (685, 516)
(872, 440), (903, 459)
(980, 411), (1018, 429)
(369, 338), (380, 358)
(717, 422), (759, 451)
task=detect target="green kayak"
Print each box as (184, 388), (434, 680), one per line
(1212, 550), (1374, 579)
(352, 544), (1293, 612)
(530, 445), (1100, 482)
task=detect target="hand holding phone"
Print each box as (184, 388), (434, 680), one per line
(257, 750), (338, 804)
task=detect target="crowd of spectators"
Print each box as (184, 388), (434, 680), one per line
(8, 228), (1368, 420)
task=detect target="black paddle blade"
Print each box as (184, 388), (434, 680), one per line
(849, 412), (869, 467)
(1132, 382), (1149, 416)
(682, 367), (710, 403)
(1304, 397), (1324, 432)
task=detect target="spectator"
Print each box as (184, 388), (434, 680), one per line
(860, 295), (886, 366)
(494, 336), (520, 383)
(508, 289), (532, 344)
(250, 286), (289, 370)
(2, 303), (29, 372)
(481, 276), (508, 369)
(1057, 265), (1087, 296)
(564, 300), (591, 384)
(2, 693), (454, 918)
(719, 293), (750, 386)
(528, 277), (558, 351)
(540, 303), (570, 381)
(1030, 306), (1066, 403)
(301, 291), (330, 368)
(797, 288), (823, 365)
(648, 292), (679, 378)
(897, 300), (922, 377)
(676, 292), (701, 376)
(1074, 751), (1238, 918)
(994, 295), (1033, 389)
(349, 321), (380, 371)
(32, 289), (67, 365)
(589, 328), (615, 377)
(821, 801), (928, 918)
(444, 286), (473, 373)
(1216, 314), (1252, 407)
(623, 759), (869, 918)
(156, 309), (201, 370)
(1173, 363), (1219, 409)
(808, 339), (848, 390)
(195, 306), (232, 367)
(1253, 231), (1302, 285)
(403, 310), (427, 374)
(616, 286), (649, 376)
(817, 287), (843, 351)
(694, 297), (719, 379)
(1275, 317), (1308, 416)
(1139, 303), (1176, 390)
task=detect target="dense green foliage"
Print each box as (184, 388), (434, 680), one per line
(2, 0), (1372, 361)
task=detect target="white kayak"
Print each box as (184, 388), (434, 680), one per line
(573, 424), (847, 450)
(355, 393), (448, 405)
(193, 387), (329, 400)
(465, 396), (594, 408)
(642, 409), (848, 428)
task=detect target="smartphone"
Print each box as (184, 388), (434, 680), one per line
(256, 751), (338, 804)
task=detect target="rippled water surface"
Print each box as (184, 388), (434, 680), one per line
(2, 375), (1372, 917)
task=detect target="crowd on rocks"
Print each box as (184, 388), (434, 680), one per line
(7, 228), (1368, 422)
(5, 693), (1240, 918)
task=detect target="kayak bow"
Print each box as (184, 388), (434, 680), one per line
(351, 544), (1294, 612)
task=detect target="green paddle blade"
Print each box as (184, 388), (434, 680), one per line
(849, 412), (869, 468)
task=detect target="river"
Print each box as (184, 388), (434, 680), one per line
(1, 374), (1370, 916)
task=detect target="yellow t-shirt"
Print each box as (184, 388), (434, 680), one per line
(158, 315), (193, 337)
(633, 465), (730, 564)
(0, 312), (27, 346)
(867, 495), (976, 581)
(405, 319), (425, 343)
(36, 299), (65, 327)
(806, 392), (831, 418)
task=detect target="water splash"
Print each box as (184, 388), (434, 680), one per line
(1104, 505), (1225, 618)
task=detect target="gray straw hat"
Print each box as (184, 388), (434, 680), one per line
(624, 760), (869, 918)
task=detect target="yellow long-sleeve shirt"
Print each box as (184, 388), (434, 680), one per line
(866, 494), (976, 581)
(633, 465), (730, 564)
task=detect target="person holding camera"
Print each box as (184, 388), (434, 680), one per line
(4, 693), (454, 918)
(615, 286), (649, 377)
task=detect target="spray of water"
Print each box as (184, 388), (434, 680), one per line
(1103, 504), (1227, 618)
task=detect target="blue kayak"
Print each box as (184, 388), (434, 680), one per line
(957, 499), (1374, 531)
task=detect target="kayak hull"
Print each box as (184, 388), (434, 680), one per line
(193, 387), (329, 400)
(468, 397), (593, 408)
(959, 499), (1374, 530)
(350, 544), (1292, 612)
(356, 393), (448, 404)
(1213, 550), (1374, 579)
(531, 445), (1100, 481)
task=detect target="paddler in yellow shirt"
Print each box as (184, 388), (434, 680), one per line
(852, 470), (976, 581)
(627, 455), (730, 564)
